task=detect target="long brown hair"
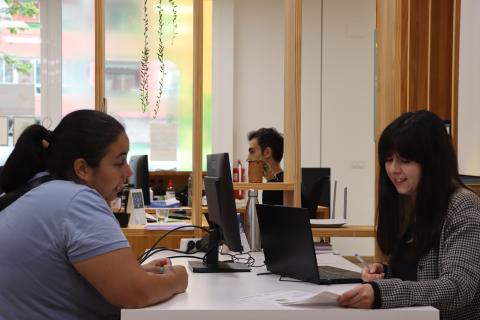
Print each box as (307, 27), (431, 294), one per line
(377, 110), (463, 258)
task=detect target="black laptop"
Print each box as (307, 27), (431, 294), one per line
(256, 204), (362, 285)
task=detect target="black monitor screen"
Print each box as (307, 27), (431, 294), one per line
(188, 153), (250, 273)
(205, 153), (242, 252)
(301, 167), (330, 218)
(0, 166), (3, 194)
(129, 155), (150, 205)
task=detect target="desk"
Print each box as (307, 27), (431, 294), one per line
(121, 224), (375, 258)
(121, 253), (438, 320)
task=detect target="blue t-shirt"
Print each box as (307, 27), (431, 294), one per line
(0, 178), (130, 320)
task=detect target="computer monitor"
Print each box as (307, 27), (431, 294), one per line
(188, 153), (250, 273)
(301, 167), (330, 218)
(0, 166), (4, 195)
(128, 155), (150, 205)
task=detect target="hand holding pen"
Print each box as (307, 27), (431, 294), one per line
(354, 253), (385, 282)
(141, 257), (172, 274)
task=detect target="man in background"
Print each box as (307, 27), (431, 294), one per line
(247, 128), (284, 205)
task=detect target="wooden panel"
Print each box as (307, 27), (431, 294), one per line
(283, 0), (302, 207)
(375, 0), (406, 140)
(375, 0), (461, 262)
(400, 0), (410, 113)
(429, 0), (454, 120)
(450, 0), (461, 151)
(94, 0), (105, 112)
(408, 0), (430, 111)
(192, 0), (204, 237)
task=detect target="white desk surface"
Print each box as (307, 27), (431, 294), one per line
(122, 252), (438, 320)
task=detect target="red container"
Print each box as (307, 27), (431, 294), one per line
(233, 160), (245, 199)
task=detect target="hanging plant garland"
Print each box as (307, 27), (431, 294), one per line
(168, 0), (178, 45)
(140, 0), (150, 113)
(140, 0), (177, 117)
(153, 0), (165, 119)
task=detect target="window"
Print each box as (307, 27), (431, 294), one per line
(0, 0), (41, 163)
(104, 0), (213, 171)
(1, 0), (211, 170)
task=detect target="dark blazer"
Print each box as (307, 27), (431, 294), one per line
(373, 189), (480, 320)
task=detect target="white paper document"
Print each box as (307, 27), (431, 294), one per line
(240, 290), (339, 307)
(144, 222), (193, 231)
(150, 123), (177, 161)
(276, 290), (339, 305)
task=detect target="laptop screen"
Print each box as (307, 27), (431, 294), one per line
(256, 204), (321, 284)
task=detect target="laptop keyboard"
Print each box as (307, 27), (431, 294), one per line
(318, 265), (361, 279)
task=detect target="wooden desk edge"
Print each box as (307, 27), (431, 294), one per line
(122, 224), (375, 238)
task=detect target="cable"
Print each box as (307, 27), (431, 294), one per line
(137, 224), (210, 263)
(201, 243), (220, 264)
(219, 249), (264, 268)
(168, 255), (204, 260)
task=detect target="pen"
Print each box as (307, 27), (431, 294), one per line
(354, 253), (370, 270)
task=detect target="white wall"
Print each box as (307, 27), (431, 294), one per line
(458, 0), (480, 176)
(321, 0), (375, 256)
(301, 0), (322, 167)
(229, 0), (323, 167)
(212, 0), (235, 158)
(232, 0), (284, 164)
(213, 0), (376, 256)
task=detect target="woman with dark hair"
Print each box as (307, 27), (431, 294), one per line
(0, 110), (188, 319)
(337, 110), (480, 319)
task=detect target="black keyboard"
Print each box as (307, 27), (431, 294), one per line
(318, 265), (361, 279)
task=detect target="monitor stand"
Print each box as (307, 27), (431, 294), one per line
(188, 260), (250, 273)
(187, 229), (251, 273)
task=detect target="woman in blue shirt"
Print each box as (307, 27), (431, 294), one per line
(0, 110), (188, 319)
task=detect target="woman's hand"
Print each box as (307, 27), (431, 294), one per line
(337, 284), (374, 309)
(142, 258), (188, 294)
(164, 265), (188, 294)
(361, 263), (385, 282)
(142, 258), (171, 274)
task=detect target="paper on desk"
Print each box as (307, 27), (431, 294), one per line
(144, 222), (193, 231)
(240, 290), (339, 306)
(276, 290), (339, 305)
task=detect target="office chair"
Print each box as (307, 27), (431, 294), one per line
(301, 176), (330, 219)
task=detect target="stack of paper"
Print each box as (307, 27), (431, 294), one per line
(240, 290), (340, 306)
(276, 290), (340, 305)
(144, 222), (193, 230)
(149, 199), (181, 208)
(314, 242), (333, 254)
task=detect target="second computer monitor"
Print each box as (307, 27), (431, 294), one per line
(129, 155), (150, 205)
(188, 153), (249, 273)
(301, 167), (330, 218)
(205, 153), (243, 252)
